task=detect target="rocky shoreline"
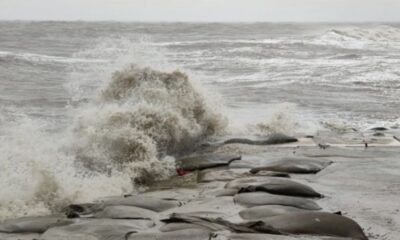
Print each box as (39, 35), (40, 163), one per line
(1, 129), (400, 240)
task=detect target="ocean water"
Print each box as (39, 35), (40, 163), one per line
(0, 22), (399, 219)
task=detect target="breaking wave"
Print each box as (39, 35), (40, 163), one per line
(151, 25), (400, 50)
(73, 64), (226, 180)
(311, 25), (400, 49)
(0, 38), (226, 220)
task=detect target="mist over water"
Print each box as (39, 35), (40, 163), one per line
(0, 22), (399, 219)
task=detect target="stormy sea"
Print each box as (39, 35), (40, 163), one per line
(0, 22), (399, 220)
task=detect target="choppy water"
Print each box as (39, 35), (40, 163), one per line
(0, 22), (399, 219)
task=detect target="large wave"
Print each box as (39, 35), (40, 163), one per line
(73, 64), (226, 182)
(0, 38), (226, 220)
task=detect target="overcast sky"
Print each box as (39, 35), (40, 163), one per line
(1, 0), (399, 22)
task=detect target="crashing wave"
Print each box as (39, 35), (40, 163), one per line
(0, 63), (226, 220)
(73, 65), (226, 182)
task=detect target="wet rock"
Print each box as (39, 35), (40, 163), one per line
(163, 197), (240, 219)
(199, 169), (289, 183)
(370, 127), (388, 131)
(206, 188), (240, 197)
(0, 233), (40, 240)
(162, 213), (282, 234)
(0, 215), (74, 233)
(225, 177), (261, 189)
(253, 171), (290, 178)
(149, 172), (199, 189)
(199, 169), (249, 182)
(93, 205), (158, 220)
(260, 212), (368, 240)
(177, 154), (241, 171)
(239, 205), (311, 219)
(234, 192), (321, 210)
(228, 233), (351, 240)
(65, 203), (104, 218)
(167, 211), (231, 220)
(101, 195), (182, 212)
(250, 157), (332, 174)
(223, 133), (298, 145)
(231, 178), (323, 198)
(126, 229), (217, 240)
(66, 195), (181, 218)
(142, 188), (200, 201)
(40, 219), (154, 240)
(372, 132), (385, 137)
(160, 222), (212, 232)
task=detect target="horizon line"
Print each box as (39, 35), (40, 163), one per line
(1, 19), (400, 24)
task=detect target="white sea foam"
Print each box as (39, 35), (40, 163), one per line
(0, 50), (106, 64)
(152, 25), (400, 50)
(72, 65), (226, 179)
(310, 25), (400, 49)
(151, 39), (283, 47)
(226, 102), (322, 137)
(0, 113), (135, 220)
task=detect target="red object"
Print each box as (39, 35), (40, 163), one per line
(176, 168), (188, 176)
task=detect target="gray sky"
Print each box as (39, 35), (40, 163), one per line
(1, 0), (399, 22)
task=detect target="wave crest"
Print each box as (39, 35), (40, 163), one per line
(74, 65), (226, 182)
(313, 25), (400, 49)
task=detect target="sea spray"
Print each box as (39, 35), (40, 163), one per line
(73, 64), (226, 183)
(226, 103), (322, 137)
(0, 64), (226, 220)
(0, 113), (134, 220)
